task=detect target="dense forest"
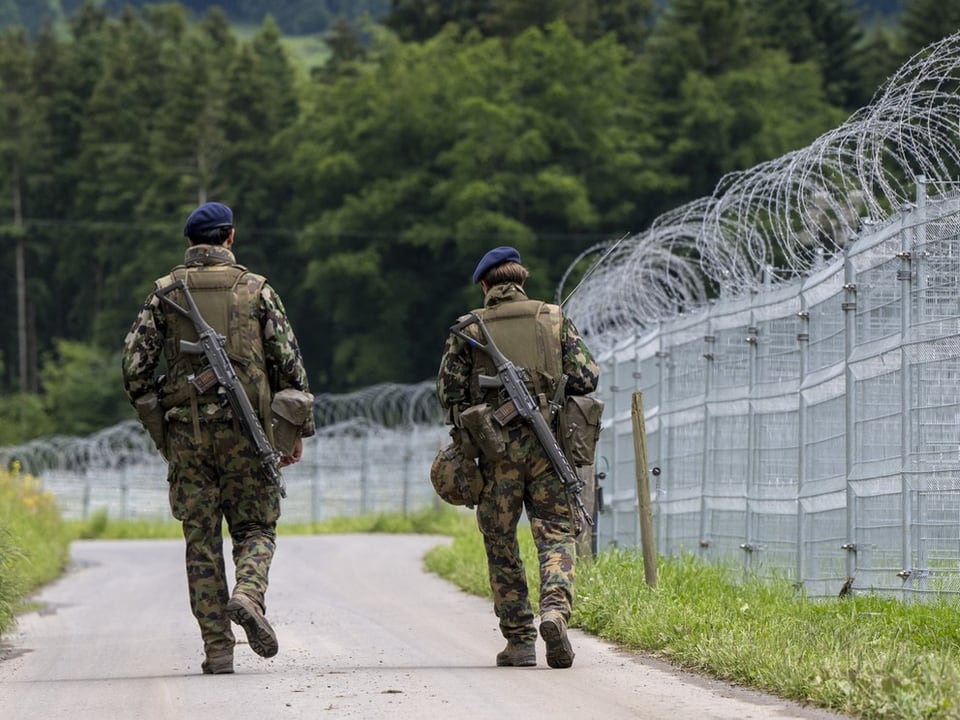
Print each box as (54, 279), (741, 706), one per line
(0, 0), (957, 444)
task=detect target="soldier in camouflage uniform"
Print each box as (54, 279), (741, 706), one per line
(437, 246), (599, 669)
(121, 202), (314, 675)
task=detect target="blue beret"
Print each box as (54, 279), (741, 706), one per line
(183, 202), (234, 237)
(472, 246), (521, 284)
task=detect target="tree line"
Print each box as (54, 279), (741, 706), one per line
(0, 0), (955, 444)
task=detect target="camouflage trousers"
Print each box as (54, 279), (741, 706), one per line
(476, 427), (578, 645)
(166, 420), (281, 658)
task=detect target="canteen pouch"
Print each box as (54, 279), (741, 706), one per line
(270, 388), (315, 456)
(558, 395), (604, 467)
(459, 403), (506, 459)
(134, 392), (167, 459)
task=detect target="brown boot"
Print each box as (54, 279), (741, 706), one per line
(226, 594), (278, 658)
(540, 611), (575, 669)
(201, 653), (234, 675)
(496, 639), (536, 667)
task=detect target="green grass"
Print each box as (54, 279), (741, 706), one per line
(9, 496), (960, 718)
(67, 510), (183, 539)
(0, 467), (72, 634)
(66, 506), (466, 541)
(280, 506), (468, 536)
(572, 549), (960, 719)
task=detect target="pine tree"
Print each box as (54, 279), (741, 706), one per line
(899, 0), (960, 58)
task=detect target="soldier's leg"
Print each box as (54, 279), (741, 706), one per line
(476, 455), (536, 644)
(219, 429), (280, 611)
(167, 421), (235, 662)
(526, 451), (578, 669)
(526, 453), (577, 620)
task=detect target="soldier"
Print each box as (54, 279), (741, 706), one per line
(437, 246), (599, 669)
(121, 201), (315, 675)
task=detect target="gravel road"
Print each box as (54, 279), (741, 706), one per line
(0, 534), (851, 720)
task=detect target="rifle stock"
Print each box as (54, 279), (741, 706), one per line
(450, 313), (592, 530)
(156, 279), (286, 497)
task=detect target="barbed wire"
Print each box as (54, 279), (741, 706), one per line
(313, 380), (441, 428)
(0, 382), (443, 475)
(563, 31), (960, 354)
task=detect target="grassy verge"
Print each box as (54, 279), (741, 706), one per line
(577, 549), (960, 719)
(0, 465), (72, 635)
(65, 506), (467, 541)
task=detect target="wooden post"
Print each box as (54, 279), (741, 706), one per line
(632, 392), (658, 587)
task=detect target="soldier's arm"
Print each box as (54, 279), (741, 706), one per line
(121, 295), (166, 403)
(561, 316), (599, 396)
(437, 329), (472, 415)
(260, 284), (315, 438)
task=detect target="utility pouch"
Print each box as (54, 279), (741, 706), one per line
(558, 395), (604, 467)
(492, 399), (519, 426)
(188, 366), (219, 394)
(134, 392), (168, 459)
(459, 403), (506, 459)
(270, 388), (315, 456)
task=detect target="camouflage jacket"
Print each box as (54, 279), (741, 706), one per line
(436, 283), (599, 419)
(121, 244), (315, 437)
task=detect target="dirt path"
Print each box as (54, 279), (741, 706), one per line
(0, 535), (851, 720)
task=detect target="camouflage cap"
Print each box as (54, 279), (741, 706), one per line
(270, 388), (315, 456)
(430, 442), (483, 508)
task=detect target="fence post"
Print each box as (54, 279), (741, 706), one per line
(842, 238), (858, 588)
(310, 438), (321, 525)
(655, 322), (668, 554)
(899, 198), (916, 595)
(699, 321), (714, 557)
(796, 292), (811, 588)
(402, 433), (412, 518)
(632, 391), (658, 587)
(744, 308), (760, 571)
(360, 433), (369, 515)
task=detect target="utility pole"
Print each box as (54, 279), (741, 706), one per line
(13, 163), (32, 392)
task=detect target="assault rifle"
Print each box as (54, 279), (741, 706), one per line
(155, 279), (286, 498)
(450, 313), (593, 530)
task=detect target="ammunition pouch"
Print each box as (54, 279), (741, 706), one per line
(558, 395), (604, 467)
(134, 393), (167, 459)
(430, 429), (484, 508)
(459, 403), (506, 459)
(270, 388), (315, 456)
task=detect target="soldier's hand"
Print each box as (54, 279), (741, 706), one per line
(279, 436), (303, 467)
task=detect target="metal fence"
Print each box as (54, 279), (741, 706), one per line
(562, 31), (960, 599)
(594, 187), (960, 598)
(1, 386), (449, 525)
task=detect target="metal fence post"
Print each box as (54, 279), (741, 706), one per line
(655, 323), (667, 554)
(360, 433), (369, 515)
(699, 321), (714, 558)
(796, 296), (811, 587)
(842, 239), (858, 585)
(896, 188), (921, 594)
(743, 304), (760, 571)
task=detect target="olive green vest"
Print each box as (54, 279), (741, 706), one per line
(155, 263), (271, 427)
(469, 299), (564, 406)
